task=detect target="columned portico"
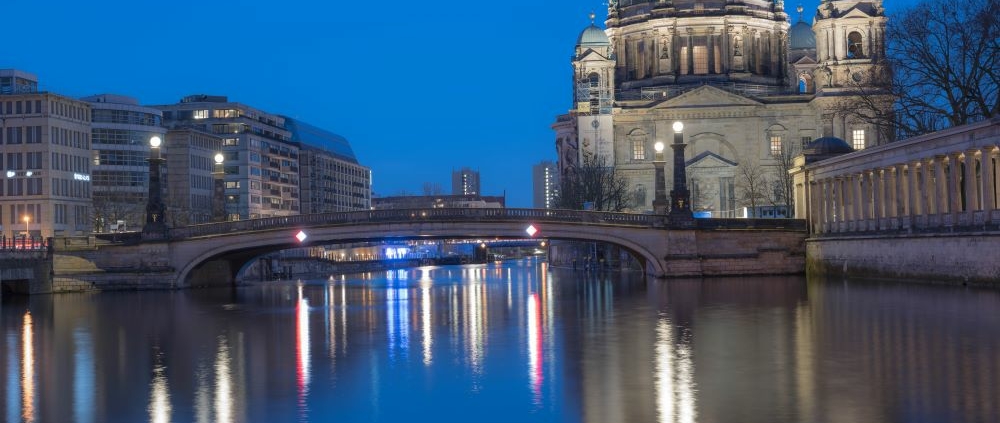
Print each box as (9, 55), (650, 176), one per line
(792, 119), (1000, 234)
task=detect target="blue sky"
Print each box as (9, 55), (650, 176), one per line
(2, 0), (916, 207)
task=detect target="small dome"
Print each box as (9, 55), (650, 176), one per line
(789, 21), (816, 50)
(577, 25), (610, 47)
(804, 137), (854, 155)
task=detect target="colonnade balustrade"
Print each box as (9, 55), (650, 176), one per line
(799, 119), (1000, 235)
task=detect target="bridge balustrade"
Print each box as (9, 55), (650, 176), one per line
(167, 208), (661, 240)
(798, 118), (1000, 236)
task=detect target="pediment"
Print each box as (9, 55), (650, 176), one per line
(654, 85), (762, 109)
(839, 6), (876, 19)
(576, 49), (611, 62)
(686, 151), (738, 168)
(793, 56), (817, 65)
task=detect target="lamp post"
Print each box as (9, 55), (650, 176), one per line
(668, 121), (694, 226)
(23, 215), (30, 248)
(212, 153), (226, 222)
(142, 136), (168, 239)
(652, 141), (668, 215)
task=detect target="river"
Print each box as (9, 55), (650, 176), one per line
(2, 258), (998, 423)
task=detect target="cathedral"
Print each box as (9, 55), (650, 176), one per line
(553, 0), (888, 216)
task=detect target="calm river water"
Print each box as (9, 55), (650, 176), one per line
(2, 258), (999, 423)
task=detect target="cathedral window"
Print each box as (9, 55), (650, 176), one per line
(852, 129), (866, 150)
(632, 140), (645, 160)
(847, 32), (864, 58)
(770, 135), (783, 156)
(588, 73), (600, 88)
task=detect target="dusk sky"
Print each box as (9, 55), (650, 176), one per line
(3, 0), (917, 207)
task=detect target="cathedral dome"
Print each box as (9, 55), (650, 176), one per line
(789, 21), (816, 50)
(804, 136), (854, 155)
(577, 24), (610, 47)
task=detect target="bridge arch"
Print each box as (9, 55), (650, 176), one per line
(169, 210), (669, 286)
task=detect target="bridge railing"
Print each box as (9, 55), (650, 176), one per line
(168, 208), (661, 240)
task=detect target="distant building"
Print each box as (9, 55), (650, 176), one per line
(82, 94), (165, 232)
(532, 160), (560, 208)
(0, 69), (92, 238)
(451, 167), (480, 196)
(372, 194), (505, 210)
(154, 95), (299, 220)
(284, 117), (371, 213)
(163, 128), (223, 226)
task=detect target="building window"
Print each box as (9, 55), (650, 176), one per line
(852, 129), (866, 150)
(692, 44), (708, 75)
(801, 136), (812, 148)
(770, 135), (783, 156)
(193, 110), (210, 119)
(847, 32), (864, 58)
(632, 140), (645, 160)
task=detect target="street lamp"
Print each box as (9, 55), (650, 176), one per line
(212, 153), (226, 222)
(142, 135), (168, 239)
(652, 141), (668, 215)
(668, 121), (694, 226)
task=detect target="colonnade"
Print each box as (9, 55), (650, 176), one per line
(809, 146), (999, 234)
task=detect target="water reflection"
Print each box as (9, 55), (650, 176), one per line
(21, 312), (34, 423)
(1, 264), (999, 423)
(295, 285), (311, 421)
(148, 351), (171, 423)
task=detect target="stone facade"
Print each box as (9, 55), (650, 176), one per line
(555, 1), (889, 216)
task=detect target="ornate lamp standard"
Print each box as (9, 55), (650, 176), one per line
(668, 121), (694, 226)
(652, 141), (669, 215)
(142, 136), (168, 239)
(212, 153), (226, 222)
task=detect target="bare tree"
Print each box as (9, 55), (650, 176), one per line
(735, 161), (770, 217)
(557, 154), (630, 211)
(92, 190), (144, 233)
(836, 0), (999, 138)
(766, 142), (800, 214)
(688, 173), (719, 213)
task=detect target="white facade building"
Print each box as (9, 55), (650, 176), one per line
(554, 0), (888, 216)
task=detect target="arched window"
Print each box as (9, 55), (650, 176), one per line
(798, 73), (811, 93)
(847, 32), (864, 58)
(588, 73), (600, 88)
(627, 129), (648, 161)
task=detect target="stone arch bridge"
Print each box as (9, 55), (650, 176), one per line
(50, 208), (806, 292)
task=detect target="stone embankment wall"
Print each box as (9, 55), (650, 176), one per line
(51, 240), (177, 293)
(806, 233), (1000, 285)
(661, 229), (807, 277)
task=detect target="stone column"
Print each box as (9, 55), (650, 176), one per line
(982, 147), (997, 221)
(949, 153), (962, 222)
(810, 180), (821, 233)
(845, 174), (855, 229)
(925, 157), (938, 216)
(873, 168), (885, 230)
(686, 28), (695, 75)
(823, 179), (833, 233)
(964, 150), (980, 215)
(855, 173), (865, 230)
(862, 171), (873, 230)
(837, 176), (850, 232)
(908, 161), (920, 225)
(707, 28), (716, 74)
(895, 164), (907, 221)
(934, 155), (948, 216)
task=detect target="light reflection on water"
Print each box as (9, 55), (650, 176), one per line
(0, 260), (999, 423)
